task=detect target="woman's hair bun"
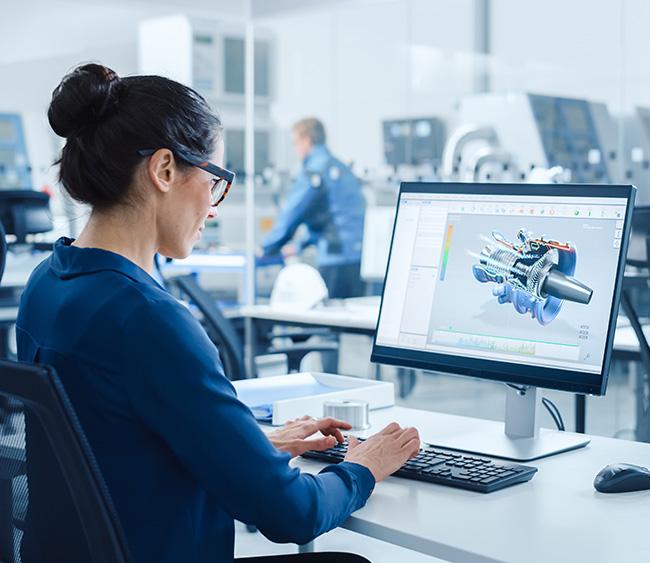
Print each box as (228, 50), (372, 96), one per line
(48, 63), (122, 138)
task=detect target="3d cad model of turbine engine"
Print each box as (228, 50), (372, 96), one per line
(472, 229), (593, 325)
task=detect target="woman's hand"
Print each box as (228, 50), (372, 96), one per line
(344, 422), (420, 482)
(268, 415), (351, 458)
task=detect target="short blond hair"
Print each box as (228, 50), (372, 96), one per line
(293, 117), (326, 145)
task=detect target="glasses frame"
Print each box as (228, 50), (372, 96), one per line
(137, 147), (235, 207)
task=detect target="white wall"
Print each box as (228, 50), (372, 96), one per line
(0, 0), (242, 200)
(491, 0), (650, 111)
(490, 0), (623, 108)
(263, 0), (650, 173)
(262, 0), (475, 172)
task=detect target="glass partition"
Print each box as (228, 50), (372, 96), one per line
(249, 0), (642, 439)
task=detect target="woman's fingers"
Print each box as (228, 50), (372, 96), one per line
(402, 437), (421, 458)
(396, 427), (418, 447)
(287, 435), (337, 457)
(315, 417), (351, 443)
(317, 417), (352, 430)
(379, 421), (401, 435)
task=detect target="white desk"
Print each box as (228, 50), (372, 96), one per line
(295, 406), (650, 563)
(238, 299), (379, 333)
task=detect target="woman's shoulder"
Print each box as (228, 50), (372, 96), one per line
(120, 282), (218, 367)
(119, 278), (194, 324)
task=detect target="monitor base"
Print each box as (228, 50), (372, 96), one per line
(426, 426), (590, 462)
(425, 385), (590, 461)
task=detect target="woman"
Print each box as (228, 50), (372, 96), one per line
(16, 64), (420, 563)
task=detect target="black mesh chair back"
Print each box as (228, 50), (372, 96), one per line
(0, 360), (131, 563)
(170, 274), (246, 380)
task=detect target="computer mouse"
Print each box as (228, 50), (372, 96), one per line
(593, 463), (650, 493)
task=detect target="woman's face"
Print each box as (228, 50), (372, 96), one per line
(157, 138), (224, 259)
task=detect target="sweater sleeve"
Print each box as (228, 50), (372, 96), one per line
(261, 173), (324, 256)
(122, 296), (375, 544)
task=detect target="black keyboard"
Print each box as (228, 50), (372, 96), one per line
(302, 438), (538, 493)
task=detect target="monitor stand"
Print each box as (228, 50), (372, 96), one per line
(426, 386), (590, 461)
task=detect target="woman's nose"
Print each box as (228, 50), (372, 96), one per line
(207, 207), (216, 219)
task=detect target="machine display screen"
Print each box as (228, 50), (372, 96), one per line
(563, 104), (590, 133)
(0, 121), (14, 142)
(383, 117), (445, 167)
(0, 148), (16, 166)
(529, 95), (609, 183)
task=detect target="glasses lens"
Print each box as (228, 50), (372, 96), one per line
(211, 178), (230, 206)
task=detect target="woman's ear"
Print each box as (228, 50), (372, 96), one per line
(146, 149), (177, 195)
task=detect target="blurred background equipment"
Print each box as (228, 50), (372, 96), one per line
(0, 114), (32, 191)
(442, 93), (619, 185)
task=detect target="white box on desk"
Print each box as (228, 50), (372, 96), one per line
(233, 372), (395, 426)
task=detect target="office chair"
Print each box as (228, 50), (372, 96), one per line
(168, 274), (338, 378)
(0, 360), (132, 563)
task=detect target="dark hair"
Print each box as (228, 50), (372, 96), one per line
(48, 63), (222, 210)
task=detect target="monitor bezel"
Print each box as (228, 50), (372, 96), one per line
(370, 182), (636, 396)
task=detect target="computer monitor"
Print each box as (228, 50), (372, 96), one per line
(372, 182), (636, 460)
(361, 206), (395, 282)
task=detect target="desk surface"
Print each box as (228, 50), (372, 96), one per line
(295, 406), (650, 563)
(238, 298), (379, 332)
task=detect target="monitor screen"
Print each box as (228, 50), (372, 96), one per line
(372, 182), (635, 395)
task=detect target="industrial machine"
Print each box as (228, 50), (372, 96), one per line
(620, 106), (650, 205)
(382, 116), (445, 172)
(442, 93), (619, 185)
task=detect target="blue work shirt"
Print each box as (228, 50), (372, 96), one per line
(261, 144), (365, 267)
(16, 238), (375, 563)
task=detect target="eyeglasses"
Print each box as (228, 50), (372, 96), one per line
(137, 147), (235, 207)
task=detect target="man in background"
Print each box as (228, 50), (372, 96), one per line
(261, 118), (366, 298)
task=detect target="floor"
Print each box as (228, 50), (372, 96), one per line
(235, 333), (639, 561)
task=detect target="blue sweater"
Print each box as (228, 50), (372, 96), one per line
(16, 238), (375, 562)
